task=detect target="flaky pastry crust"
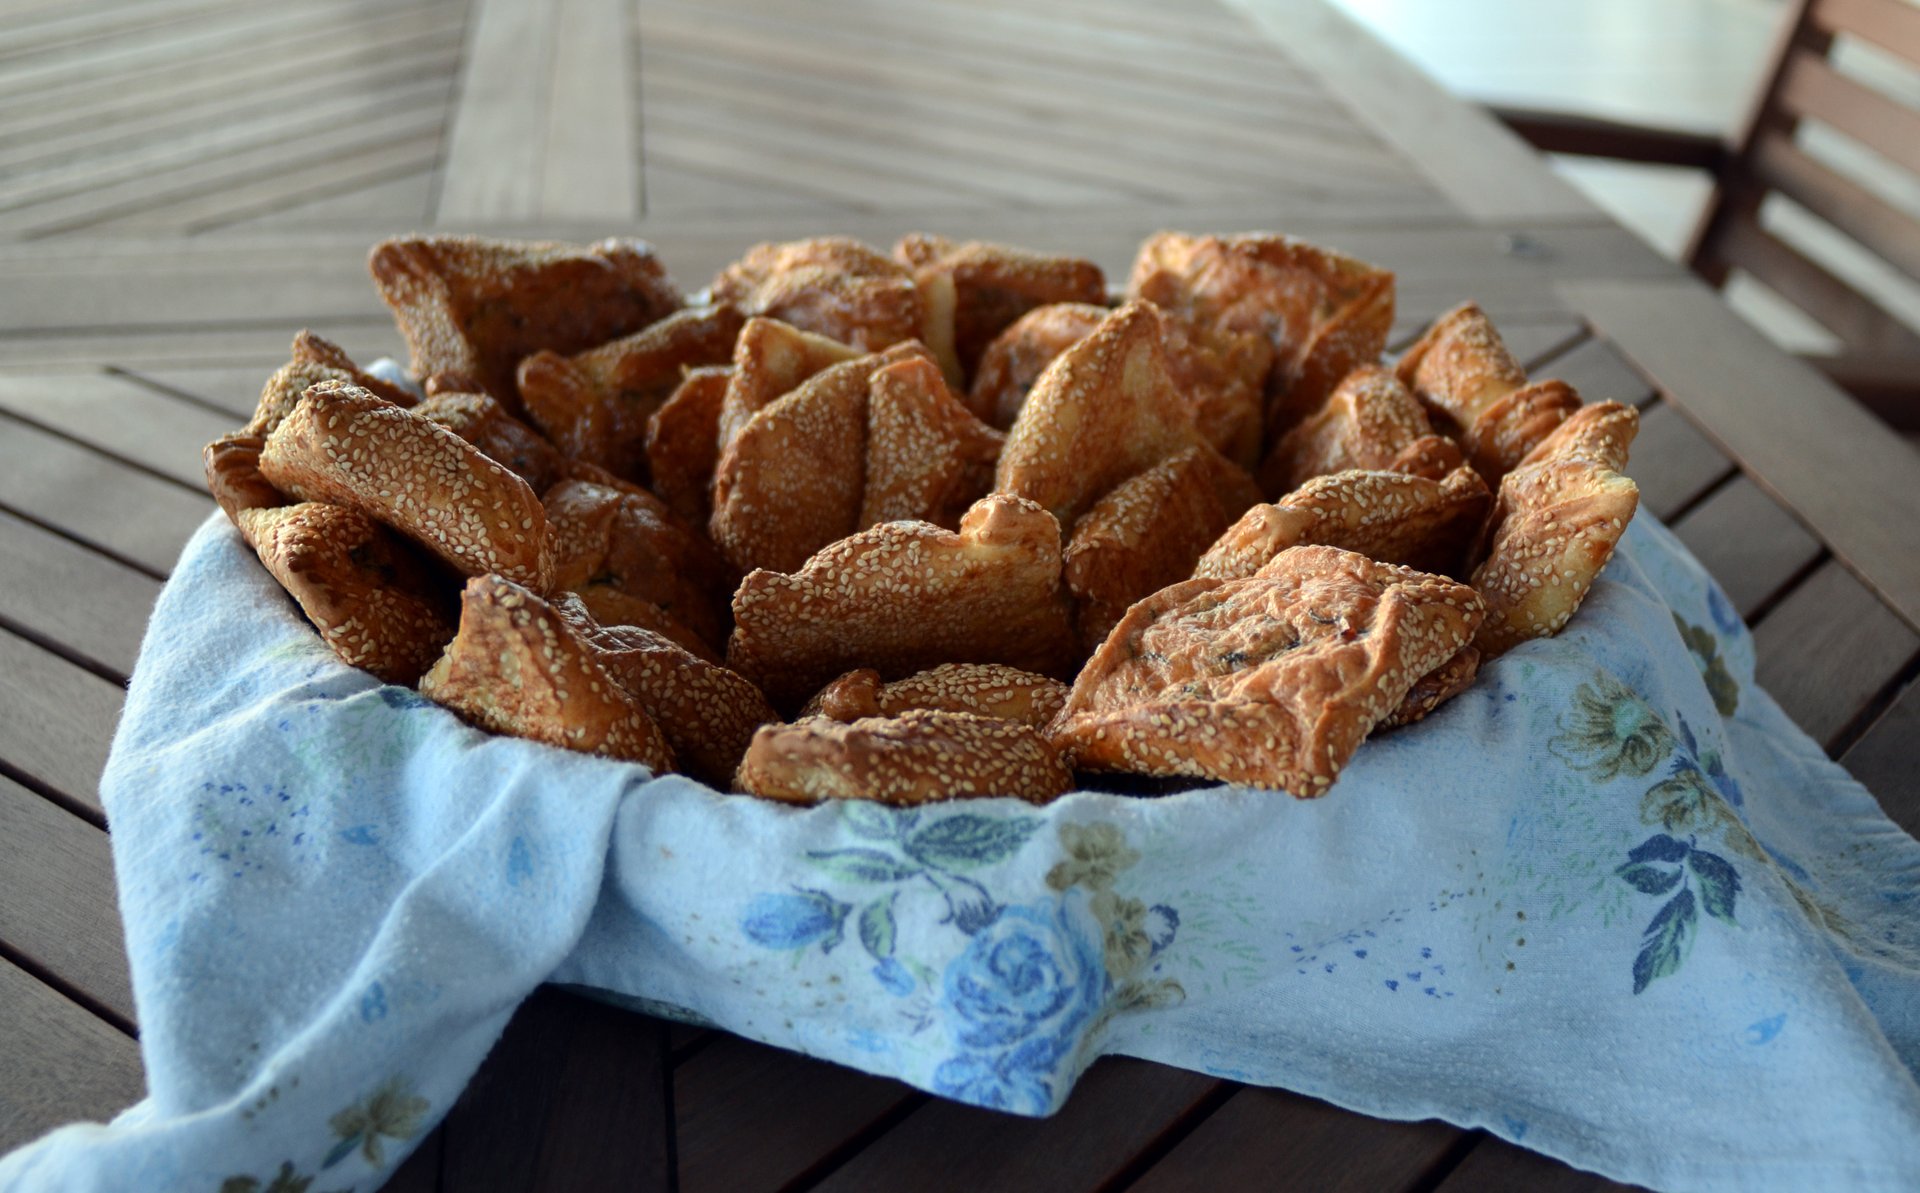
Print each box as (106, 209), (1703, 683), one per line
(1258, 365), (1462, 495)
(544, 478), (735, 652)
(734, 711), (1072, 805)
(893, 233), (1107, 385)
(412, 388), (570, 494)
(645, 365), (731, 526)
(710, 237), (923, 356)
(1196, 466), (1491, 580)
(862, 355), (1004, 530)
(969, 302), (1107, 429)
(1380, 645), (1480, 729)
(800, 663), (1069, 729)
(717, 316), (862, 450)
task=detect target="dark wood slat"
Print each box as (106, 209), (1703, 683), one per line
(1750, 130), (1920, 288)
(1509, 320), (1591, 371)
(1564, 278), (1920, 635)
(1625, 401), (1736, 522)
(440, 986), (672, 1193)
(0, 955), (143, 1155)
(810, 1058), (1219, 1193)
(0, 507), (160, 678)
(1535, 337), (1657, 407)
(1719, 214), (1920, 354)
(384, 1122), (444, 1193)
(1669, 476), (1824, 621)
(0, 626), (123, 811)
(1752, 558), (1920, 751)
(0, 774), (133, 1026)
(1430, 1136), (1643, 1193)
(0, 370), (234, 489)
(1126, 1088), (1464, 1193)
(0, 414), (209, 575)
(676, 1035), (919, 1193)
(1491, 106), (1726, 170)
(1777, 50), (1920, 178)
(1813, 0), (1920, 63)
(1840, 679), (1920, 836)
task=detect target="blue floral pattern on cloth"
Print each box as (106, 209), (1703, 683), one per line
(4, 509), (1920, 1193)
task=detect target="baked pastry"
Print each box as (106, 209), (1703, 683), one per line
(734, 711), (1073, 805)
(969, 302), (1108, 428)
(644, 365), (731, 526)
(1380, 645), (1480, 728)
(893, 233), (1106, 386)
(1395, 302), (1581, 482)
(1195, 466), (1491, 580)
(1127, 231), (1394, 435)
(728, 493), (1077, 708)
(799, 663), (1069, 729)
(515, 303), (744, 482)
(369, 235), (682, 406)
(861, 354), (1004, 530)
(710, 237), (922, 355)
(411, 388), (571, 494)
(544, 478), (734, 652)
(258, 381), (555, 589)
(709, 342), (930, 574)
(995, 301), (1208, 527)
(420, 575), (675, 767)
(204, 433), (285, 524)
(566, 583), (721, 666)
(1063, 444), (1263, 651)
(1258, 365), (1462, 496)
(716, 316), (862, 449)
(237, 502), (455, 686)
(246, 330), (417, 436)
(1472, 402), (1640, 657)
(1159, 310), (1275, 470)
(1050, 545), (1484, 794)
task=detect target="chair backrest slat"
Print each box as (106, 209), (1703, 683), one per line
(1750, 130), (1920, 283)
(1813, 0), (1920, 62)
(1721, 217), (1920, 351)
(1777, 51), (1920, 177)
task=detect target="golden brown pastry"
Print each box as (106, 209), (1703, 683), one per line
(1394, 302), (1581, 482)
(1195, 466), (1491, 580)
(544, 478), (735, 652)
(245, 330), (417, 437)
(567, 583), (722, 666)
(710, 237), (922, 356)
(968, 302), (1108, 429)
(236, 502), (455, 686)
(1380, 645), (1480, 729)
(716, 316), (863, 450)
(1049, 545), (1484, 794)
(258, 381), (555, 589)
(1472, 402), (1640, 658)
(893, 234), (1107, 386)
(515, 303), (744, 482)
(1127, 231), (1394, 434)
(1160, 310), (1275, 471)
(411, 388), (570, 494)
(1258, 365), (1463, 496)
(709, 342), (930, 574)
(1063, 444), (1263, 652)
(420, 575), (675, 767)
(729, 493), (1077, 708)
(645, 365), (731, 526)
(369, 235), (682, 406)
(800, 663), (1069, 729)
(734, 711), (1073, 805)
(204, 432), (285, 524)
(995, 301), (1209, 528)
(556, 597), (777, 787)
(861, 354), (1004, 530)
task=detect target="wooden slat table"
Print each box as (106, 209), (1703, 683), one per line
(1, 0), (1915, 1189)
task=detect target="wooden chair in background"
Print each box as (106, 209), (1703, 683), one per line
(1494, 0), (1920, 430)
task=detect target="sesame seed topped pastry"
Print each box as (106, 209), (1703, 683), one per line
(729, 493), (1077, 709)
(1127, 231), (1395, 437)
(1196, 466), (1491, 581)
(716, 316), (863, 451)
(800, 663), (1070, 730)
(246, 330), (418, 437)
(369, 235), (682, 407)
(644, 365), (731, 527)
(1050, 545), (1485, 795)
(237, 502), (456, 686)
(893, 233), (1107, 388)
(543, 477), (735, 653)
(204, 433), (286, 525)
(1258, 365), (1464, 496)
(861, 355), (1005, 531)
(515, 303), (744, 483)
(566, 583), (721, 667)
(1158, 310), (1276, 471)
(555, 596), (777, 788)
(1063, 444), (1263, 652)
(995, 301), (1211, 528)
(420, 575), (675, 768)
(969, 301), (1108, 429)
(734, 711), (1074, 805)
(710, 342), (931, 574)
(411, 387), (571, 495)
(258, 381), (555, 590)
(710, 236), (924, 356)
(1471, 402), (1640, 658)
(1380, 645), (1481, 729)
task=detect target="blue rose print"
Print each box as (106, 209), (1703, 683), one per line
(741, 888), (851, 953)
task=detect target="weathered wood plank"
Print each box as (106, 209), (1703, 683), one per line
(0, 626), (124, 811)
(675, 1035), (920, 1193)
(1840, 679), (1920, 837)
(434, 0), (558, 224)
(0, 956), (143, 1156)
(0, 507), (161, 679)
(0, 774), (133, 1026)
(0, 413), (209, 574)
(810, 1058), (1221, 1193)
(1625, 402), (1736, 523)
(1669, 476), (1824, 622)
(0, 371), (232, 490)
(539, 0), (643, 221)
(1563, 278), (1920, 635)
(1430, 1136), (1642, 1193)
(1535, 338), (1657, 408)
(1752, 559), (1920, 751)
(1126, 1088), (1464, 1193)
(440, 986), (672, 1192)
